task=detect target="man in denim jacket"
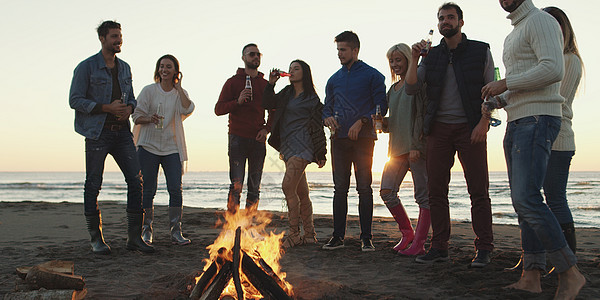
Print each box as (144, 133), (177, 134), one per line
(69, 20), (153, 254)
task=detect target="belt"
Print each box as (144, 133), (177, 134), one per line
(103, 124), (127, 131)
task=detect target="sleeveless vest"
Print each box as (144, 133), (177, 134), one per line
(423, 34), (489, 134)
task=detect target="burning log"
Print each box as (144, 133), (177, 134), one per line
(232, 226), (244, 300)
(25, 265), (85, 291)
(257, 255), (286, 290)
(199, 261), (233, 300)
(189, 260), (219, 300)
(241, 251), (292, 300)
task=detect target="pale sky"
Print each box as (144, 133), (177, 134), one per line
(0, 0), (597, 173)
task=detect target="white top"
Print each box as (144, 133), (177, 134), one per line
(501, 0), (565, 122)
(132, 83), (194, 171)
(553, 53), (582, 151)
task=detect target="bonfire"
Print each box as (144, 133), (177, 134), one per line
(190, 208), (293, 299)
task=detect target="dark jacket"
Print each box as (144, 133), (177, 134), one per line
(422, 34), (489, 134)
(263, 84), (327, 163)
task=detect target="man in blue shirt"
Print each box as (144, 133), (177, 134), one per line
(69, 20), (153, 254)
(322, 31), (387, 252)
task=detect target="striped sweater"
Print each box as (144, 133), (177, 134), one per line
(553, 53), (582, 151)
(502, 0), (564, 123)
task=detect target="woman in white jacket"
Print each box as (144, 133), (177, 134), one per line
(132, 54), (194, 245)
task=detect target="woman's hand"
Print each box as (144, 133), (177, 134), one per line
(411, 40), (427, 60)
(174, 72), (183, 91)
(268, 68), (280, 85)
(150, 113), (163, 124)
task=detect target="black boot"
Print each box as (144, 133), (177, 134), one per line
(561, 222), (576, 254)
(126, 210), (155, 253)
(85, 211), (111, 255)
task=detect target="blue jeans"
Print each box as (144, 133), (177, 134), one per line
(227, 134), (266, 211)
(504, 115), (576, 272)
(138, 147), (182, 208)
(543, 150), (575, 224)
(380, 154), (429, 209)
(331, 137), (374, 240)
(84, 128), (143, 214)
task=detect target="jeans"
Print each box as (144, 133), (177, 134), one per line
(426, 122), (493, 251)
(138, 147), (182, 208)
(380, 154), (429, 209)
(504, 115), (576, 272)
(227, 134), (266, 211)
(84, 128), (143, 214)
(331, 137), (375, 240)
(543, 150), (575, 224)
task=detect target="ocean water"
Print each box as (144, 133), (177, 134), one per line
(0, 171), (599, 228)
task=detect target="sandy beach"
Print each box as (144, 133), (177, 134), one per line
(1, 201), (599, 299)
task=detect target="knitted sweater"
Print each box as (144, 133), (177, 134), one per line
(132, 83), (195, 172)
(553, 53), (582, 151)
(502, 0), (564, 122)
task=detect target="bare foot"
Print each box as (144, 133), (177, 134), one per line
(504, 270), (542, 293)
(555, 266), (585, 300)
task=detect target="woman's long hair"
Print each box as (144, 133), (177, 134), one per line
(542, 7), (581, 59)
(386, 43), (412, 84)
(153, 54), (181, 85)
(290, 59), (317, 98)
(543, 6), (584, 91)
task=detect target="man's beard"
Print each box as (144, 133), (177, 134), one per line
(440, 26), (459, 38)
(502, 2), (519, 12)
(245, 61), (259, 70)
(110, 44), (121, 54)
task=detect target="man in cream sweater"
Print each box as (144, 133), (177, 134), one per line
(481, 0), (585, 298)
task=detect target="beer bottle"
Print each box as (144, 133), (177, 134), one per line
(374, 105), (383, 133)
(420, 29), (434, 57)
(156, 103), (164, 129)
(245, 75), (253, 102)
(487, 67), (503, 127)
(329, 111), (339, 138)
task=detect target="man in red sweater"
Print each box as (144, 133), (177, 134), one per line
(215, 43), (271, 213)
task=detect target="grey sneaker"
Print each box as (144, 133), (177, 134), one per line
(322, 236), (344, 250)
(415, 248), (449, 264)
(470, 250), (491, 268)
(361, 238), (375, 252)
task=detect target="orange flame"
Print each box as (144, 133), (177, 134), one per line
(197, 207), (293, 298)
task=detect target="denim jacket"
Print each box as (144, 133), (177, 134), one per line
(69, 51), (136, 140)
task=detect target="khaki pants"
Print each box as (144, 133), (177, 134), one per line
(282, 156), (315, 245)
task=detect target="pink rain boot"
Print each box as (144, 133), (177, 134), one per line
(389, 204), (414, 252)
(399, 208), (430, 256)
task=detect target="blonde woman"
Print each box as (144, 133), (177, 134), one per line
(380, 43), (430, 255)
(541, 6), (583, 255)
